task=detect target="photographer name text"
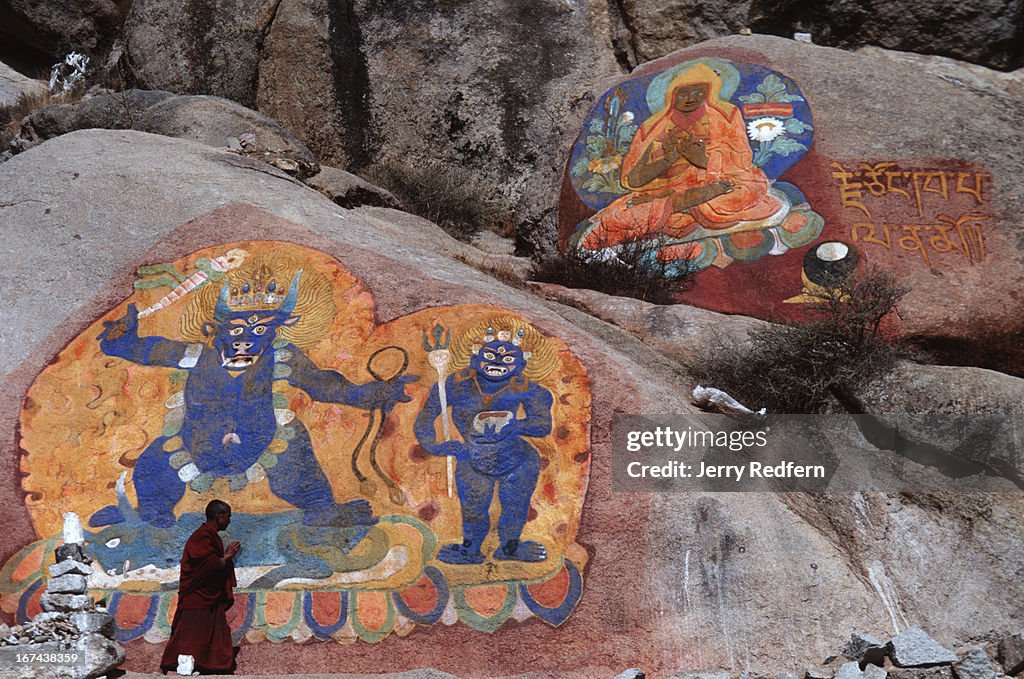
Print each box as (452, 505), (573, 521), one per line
(626, 460), (825, 480)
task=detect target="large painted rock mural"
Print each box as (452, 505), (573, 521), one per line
(559, 49), (1008, 365)
(0, 241), (591, 644)
(565, 56), (824, 275)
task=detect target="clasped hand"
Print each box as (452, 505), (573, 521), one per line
(663, 131), (705, 163)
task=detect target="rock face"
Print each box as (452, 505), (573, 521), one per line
(0, 0), (129, 70)
(0, 60), (45, 109)
(12, 89), (316, 165)
(256, 0), (624, 253)
(855, 362), (1024, 485)
(616, 0), (751, 64)
(1000, 630), (1024, 676)
(528, 282), (769, 368)
(1, 130), (1023, 677)
(305, 165), (400, 209)
(558, 35), (1024, 376)
(834, 662), (887, 679)
(888, 626), (959, 667)
(615, 1), (1024, 70)
(843, 632), (888, 668)
(7, 1), (1016, 258)
(1, 1), (1020, 271)
(954, 647), (1000, 679)
(122, 0), (280, 108)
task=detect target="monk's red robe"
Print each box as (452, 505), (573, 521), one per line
(159, 522), (237, 674)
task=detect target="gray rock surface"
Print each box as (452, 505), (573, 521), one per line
(613, 1), (1023, 70)
(0, 60), (45, 109)
(305, 165), (400, 209)
(615, 0), (749, 64)
(856, 361), (1024, 486)
(122, 0), (280, 107)
(39, 593), (94, 612)
(614, 670), (646, 679)
(999, 631), (1024, 676)
(70, 612), (115, 637)
(12, 89), (316, 164)
(844, 633), (889, 668)
(48, 559), (92, 577)
(836, 663), (868, 679)
(889, 668), (954, 679)
(527, 282), (768, 368)
(889, 627), (958, 668)
(954, 648), (1000, 679)
(45, 573), (87, 594)
(836, 661), (888, 679)
(73, 632), (125, 679)
(807, 669), (836, 679)
(254, 0), (342, 179)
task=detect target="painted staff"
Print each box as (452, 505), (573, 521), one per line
(423, 324), (454, 498)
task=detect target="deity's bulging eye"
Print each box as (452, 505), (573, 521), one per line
(229, 327), (244, 336)
(483, 352), (496, 361)
(105, 538), (120, 549)
(502, 356), (515, 364)
(253, 326), (267, 336)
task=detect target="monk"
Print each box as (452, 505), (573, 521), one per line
(576, 61), (783, 254)
(160, 500), (240, 675)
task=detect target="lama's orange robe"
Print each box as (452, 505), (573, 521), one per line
(159, 522), (237, 674)
(581, 64), (781, 250)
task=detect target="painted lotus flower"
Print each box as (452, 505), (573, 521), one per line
(588, 154), (622, 175)
(747, 117), (785, 142)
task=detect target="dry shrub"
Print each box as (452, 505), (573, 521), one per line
(530, 237), (697, 305)
(0, 89), (51, 151)
(364, 161), (512, 242)
(0, 85), (90, 154)
(453, 253), (528, 289)
(687, 269), (909, 413)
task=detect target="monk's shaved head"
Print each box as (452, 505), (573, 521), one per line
(205, 499), (231, 521)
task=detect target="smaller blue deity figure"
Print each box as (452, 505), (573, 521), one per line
(415, 324), (554, 564)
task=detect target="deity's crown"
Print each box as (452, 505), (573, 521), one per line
(472, 327), (529, 358)
(227, 264), (287, 310)
(215, 268), (302, 323)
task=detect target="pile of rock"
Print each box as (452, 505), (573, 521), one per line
(0, 542), (124, 679)
(804, 627), (1022, 679)
(0, 616), (80, 646)
(614, 626), (1024, 679)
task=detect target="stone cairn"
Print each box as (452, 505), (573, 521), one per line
(614, 625), (1024, 679)
(0, 513), (124, 679)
